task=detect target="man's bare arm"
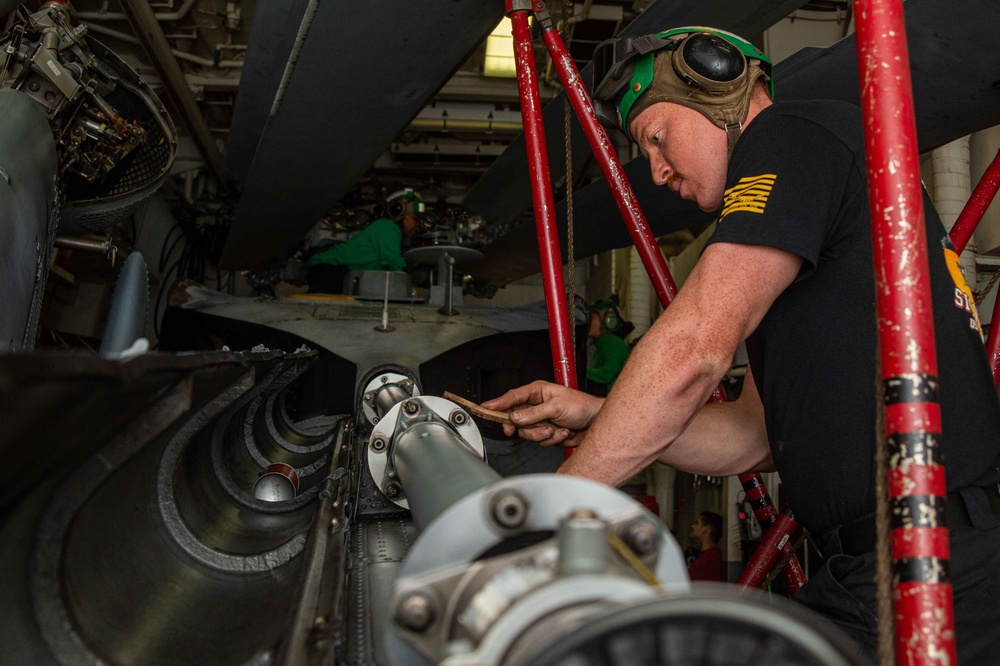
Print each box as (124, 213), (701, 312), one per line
(655, 364), (774, 475)
(558, 242), (800, 487)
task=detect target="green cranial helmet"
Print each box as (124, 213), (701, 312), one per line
(385, 188), (426, 222)
(591, 26), (773, 152)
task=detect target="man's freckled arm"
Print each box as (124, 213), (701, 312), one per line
(556, 242), (801, 487)
(657, 364), (775, 475)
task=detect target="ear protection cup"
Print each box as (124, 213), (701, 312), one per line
(388, 200), (406, 222)
(603, 307), (622, 333)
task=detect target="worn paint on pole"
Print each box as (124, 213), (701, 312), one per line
(949, 146), (1000, 386)
(539, 18), (678, 308)
(734, 512), (801, 589)
(507, 0), (576, 390)
(738, 475), (807, 594)
(986, 319), (1000, 387)
(950, 147), (1000, 255)
(852, 0), (955, 662)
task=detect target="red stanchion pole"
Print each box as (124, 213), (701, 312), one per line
(537, 13), (678, 309)
(734, 512), (801, 589)
(737, 476), (807, 594)
(950, 147), (1000, 254)
(853, 0), (956, 663)
(986, 319), (1000, 387)
(507, 0), (576, 390)
(949, 146), (1000, 387)
(535, 4), (802, 591)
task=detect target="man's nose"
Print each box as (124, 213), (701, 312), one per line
(648, 153), (671, 186)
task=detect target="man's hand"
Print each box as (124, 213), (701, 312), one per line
(481, 380), (603, 446)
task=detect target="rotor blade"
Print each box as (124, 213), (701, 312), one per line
(220, 0), (503, 270)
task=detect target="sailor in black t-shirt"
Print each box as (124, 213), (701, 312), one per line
(482, 25), (1000, 663)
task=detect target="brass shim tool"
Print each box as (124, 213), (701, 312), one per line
(443, 391), (563, 431)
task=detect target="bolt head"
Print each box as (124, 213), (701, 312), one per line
(450, 410), (467, 426)
(397, 593), (435, 632)
(492, 491), (529, 529)
(371, 438), (386, 452)
(385, 482), (402, 499)
(625, 520), (660, 556)
(403, 400), (419, 415)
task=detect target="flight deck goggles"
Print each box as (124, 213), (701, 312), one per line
(591, 27), (774, 140)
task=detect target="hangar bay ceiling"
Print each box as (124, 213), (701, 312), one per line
(35, 0), (1000, 286)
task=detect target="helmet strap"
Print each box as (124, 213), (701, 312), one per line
(725, 121), (742, 161)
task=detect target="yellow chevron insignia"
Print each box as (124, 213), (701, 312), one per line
(721, 174), (777, 219)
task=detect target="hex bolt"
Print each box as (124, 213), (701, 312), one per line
(450, 410), (467, 426)
(492, 491), (529, 529)
(624, 520), (660, 556)
(385, 482), (402, 499)
(363, 392), (373, 403)
(370, 437), (387, 453)
(372, 416), (380, 425)
(381, 375), (389, 384)
(403, 400), (419, 415)
(396, 593), (436, 633)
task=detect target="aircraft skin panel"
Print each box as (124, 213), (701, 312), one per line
(346, 520), (418, 665)
(461, 0), (812, 229)
(219, 0), (504, 270)
(468, 0), (1000, 286)
(0, 91), (58, 352)
(172, 285), (557, 381)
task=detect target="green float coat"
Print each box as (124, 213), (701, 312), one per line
(308, 217), (405, 271)
(587, 332), (630, 387)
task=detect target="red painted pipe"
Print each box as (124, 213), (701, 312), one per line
(734, 512), (800, 589)
(951, 147), (1000, 386)
(738, 475), (806, 595)
(986, 316), (1000, 387)
(853, 0), (955, 663)
(508, 2), (577, 390)
(535, 4), (796, 580)
(950, 147), (1000, 254)
(539, 19), (678, 308)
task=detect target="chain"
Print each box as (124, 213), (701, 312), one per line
(974, 269), (1000, 305)
(561, 0), (575, 361)
(874, 341), (895, 665)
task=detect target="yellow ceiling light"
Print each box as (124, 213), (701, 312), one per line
(484, 17), (517, 78)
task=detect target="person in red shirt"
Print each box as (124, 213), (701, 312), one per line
(687, 511), (725, 582)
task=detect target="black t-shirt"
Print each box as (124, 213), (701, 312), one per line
(705, 100), (1000, 534)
